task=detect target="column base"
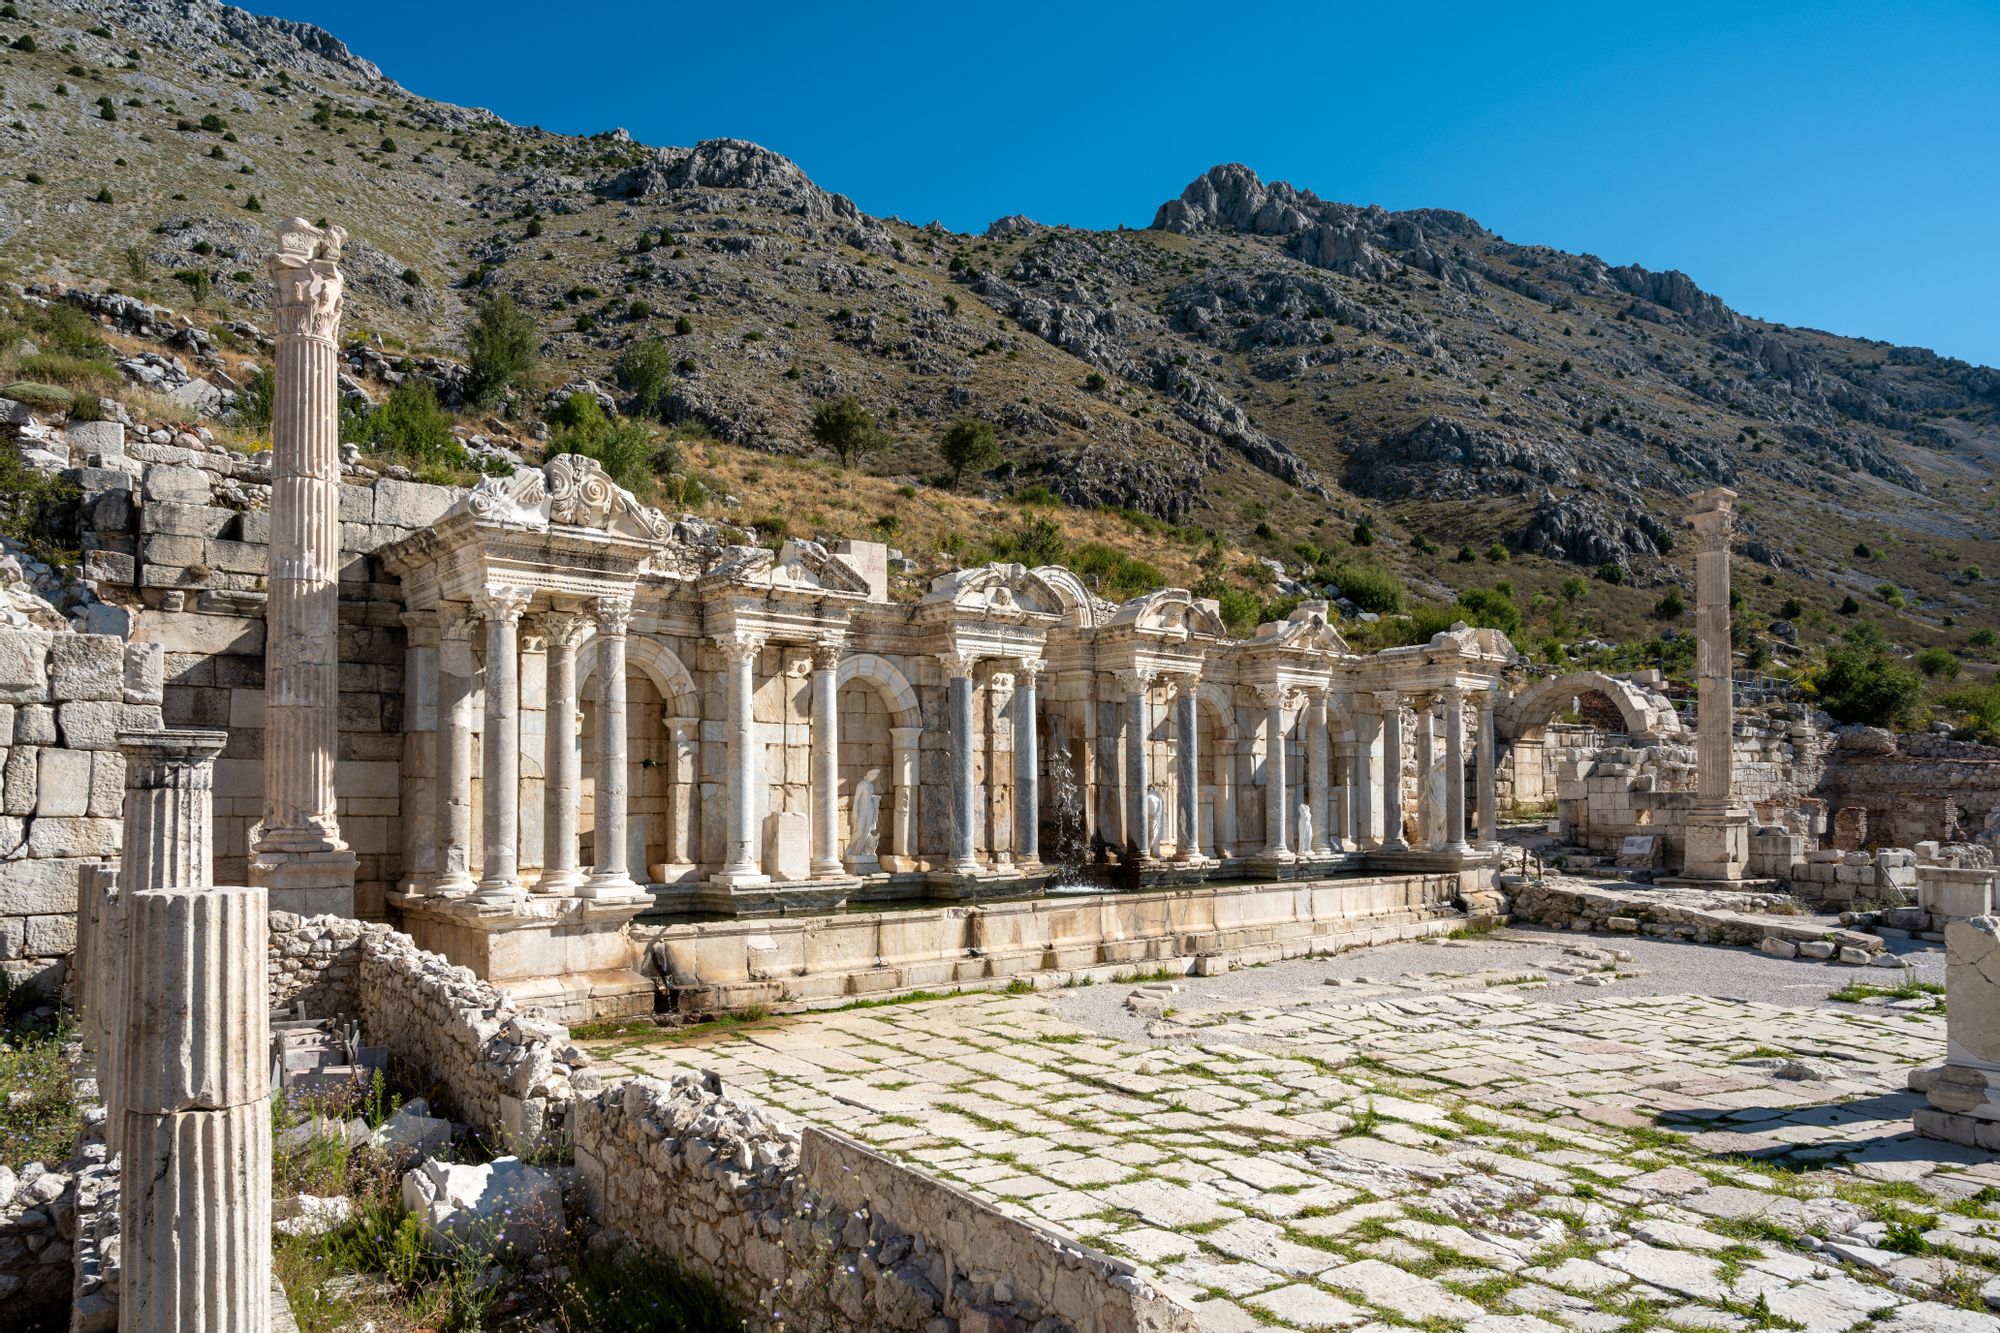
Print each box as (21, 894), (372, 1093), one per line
(1676, 807), (1752, 882)
(707, 864), (772, 890)
(535, 868), (586, 895)
(579, 872), (649, 903)
(249, 846), (357, 918)
(694, 876), (859, 916)
(388, 890), (654, 1023)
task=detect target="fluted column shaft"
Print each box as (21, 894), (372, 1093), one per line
(1174, 677), (1200, 863)
(1377, 690), (1408, 851)
(1016, 663), (1042, 868)
(810, 643), (844, 877)
(585, 597), (642, 898)
(433, 608), (476, 895)
(1353, 711), (1380, 848)
(1262, 688), (1290, 858)
(253, 222), (352, 907)
(1476, 690), (1499, 848)
(475, 589), (530, 904)
(715, 635), (767, 884)
(945, 656), (981, 874)
(119, 874), (270, 1333)
(1442, 688), (1469, 852)
(1692, 488), (1737, 811)
(1414, 699), (1435, 849)
(120, 730), (228, 894)
(539, 613), (587, 893)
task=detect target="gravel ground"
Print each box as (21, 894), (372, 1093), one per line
(1050, 924), (1947, 1044)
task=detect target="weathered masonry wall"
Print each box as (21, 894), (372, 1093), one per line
(1812, 727), (2000, 849)
(0, 626), (162, 987)
(267, 912), (598, 1149)
(574, 1073), (1199, 1333)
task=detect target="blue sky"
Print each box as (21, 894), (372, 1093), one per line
(266, 0), (2000, 366)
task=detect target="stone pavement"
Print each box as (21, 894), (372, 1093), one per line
(588, 941), (2000, 1331)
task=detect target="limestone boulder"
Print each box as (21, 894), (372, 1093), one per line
(401, 1155), (562, 1253)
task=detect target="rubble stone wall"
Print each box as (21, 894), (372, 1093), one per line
(0, 625), (163, 989)
(266, 913), (594, 1150)
(574, 1073), (1198, 1333)
(1814, 728), (2000, 850)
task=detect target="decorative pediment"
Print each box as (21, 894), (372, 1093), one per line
(1253, 603), (1349, 655)
(1107, 588), (1226, 639)
(546, 453), (670, 540)
(450, 454), (670, 541)
(1427, 622), (1518, 661)
(703, 539), (871, 596)
(919, 563), (1069, 620)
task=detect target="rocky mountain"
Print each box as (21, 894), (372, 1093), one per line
(1, 0), (1995, 636)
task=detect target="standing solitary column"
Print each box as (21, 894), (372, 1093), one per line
(584, 596), (643, 898)
(474, 588), (531, 906)
(1117, 669), (1154, 861)
(1681, 486), (1748, 881)
(1441, 687), (1469, 853)
(433, 607), (477, 896)
(1476, 688), (1499, 849)
(944, 654), (983, 875)
(1016, 661), (1042, 869)
(1307, 689), (1332, 856)
(713, 634), (768, 887)
(1259, 685), (1291, 860)
(810, 641), (845, 877)
(1376, 690), (1408, 851)
(538, 612), (587, 893)
(1173, 675), (1201, 863)
(252, 217), (357, 914)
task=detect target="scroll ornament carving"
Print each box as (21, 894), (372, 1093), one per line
(269, 217), (347, 342)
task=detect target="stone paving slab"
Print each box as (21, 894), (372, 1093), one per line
(587, 942), (2000, 1332)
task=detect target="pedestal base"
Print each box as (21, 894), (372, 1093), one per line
(694, 876), (859, 916)
(250, 846), (358, 918)
(387, 892), (653, 1023)
(1677, 808), (1752, 883)
(924, 867), (1053, 901)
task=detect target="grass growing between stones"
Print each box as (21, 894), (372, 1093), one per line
(1827, 979), (1946, 1012)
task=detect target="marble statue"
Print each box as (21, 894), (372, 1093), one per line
(1297, 800), (1313, 856)
(846, 773), (882, 861)
(1145, 787), (1165, 859)
(1426, 759), (1450, 851)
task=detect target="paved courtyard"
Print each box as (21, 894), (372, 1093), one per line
(587, 929), (2000, 1331)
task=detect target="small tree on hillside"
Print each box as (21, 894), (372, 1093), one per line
(465, 294), (538, 409)
(938, 416), (1000, 490)
(810, 395), (886, 469)
(617, 339), (673, 420)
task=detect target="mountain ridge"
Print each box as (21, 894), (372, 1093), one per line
(2, 0), (1995, 644)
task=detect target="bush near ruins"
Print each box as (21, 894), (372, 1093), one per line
(1938, 682), (2000, 743)
(938, 415), (1001, 489)
(616, 338), (674, 420)
(464, 294), (539, 408)
(549, 392), (666, 493)
(1809, 623), (1924, 729)
(347, 381), (463, 479)
(1915, 647), (1961, 680)
(1330, 563), (1403, 614)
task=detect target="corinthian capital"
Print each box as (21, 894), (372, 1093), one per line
(718, 631), (764, 664)
(536, 611), (589, 649)
(1112, 667), (1156, 694)
(471, 586), (533, 624)
(592, 595), (635, 637)
(269, 217), (346, 343)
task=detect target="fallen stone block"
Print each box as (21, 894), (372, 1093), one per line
(401, 1155), (562, 1253)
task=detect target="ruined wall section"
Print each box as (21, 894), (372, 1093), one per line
(1814, 726), (2000, 849)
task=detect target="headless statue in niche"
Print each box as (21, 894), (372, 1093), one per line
(846, 772), (881, 861)
(1426, 753), (1450, 850)
(1297, 800), (1314, 855)
(1144, 787), (1165, 860)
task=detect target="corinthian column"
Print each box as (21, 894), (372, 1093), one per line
(474, 587), (532, 906)
(1476, 688), (1499, 849)
(1116, 668), (1154, 862)
(942, 652), (982, 876)
(1173, 674), (1201, 863)
(537, 612), (588, 893)
(398, 611), (439, 896)
(432, 606), (477, 896)
(1015, 660), (1043, 870)
(1441, 687), (1469, 854)
(1307, 689), (1332, 855)
(251, 217), (356, 914)
(1258, 684), (1292, 862)
(810, 640), (845, 878)
(584, 596), (644, 899)
(1376, 689), (1408, 851)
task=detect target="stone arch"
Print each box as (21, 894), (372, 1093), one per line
(579, 635), (700, 879)
(835, 652), (919, 724)
(579, 633), (698, 714)
(1500, 671), (1678, 744)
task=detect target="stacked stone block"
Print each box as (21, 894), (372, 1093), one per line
(0, 627), (161, 983)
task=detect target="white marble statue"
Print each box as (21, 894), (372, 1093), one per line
(1297, 800), (1313, 855)
(1426, 757), (1450, 850)
(1145, 787), (1165, 859)
(846, 773), (882, 861)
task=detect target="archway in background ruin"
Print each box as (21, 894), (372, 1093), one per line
(1498, 671), (1681, 810)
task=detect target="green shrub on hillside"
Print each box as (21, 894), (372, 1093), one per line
(1330, 563), (1402, 614)
(464, 294), (538, 408)
(1809, 623), (1923, 729)
(548, 392), (669, 493)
